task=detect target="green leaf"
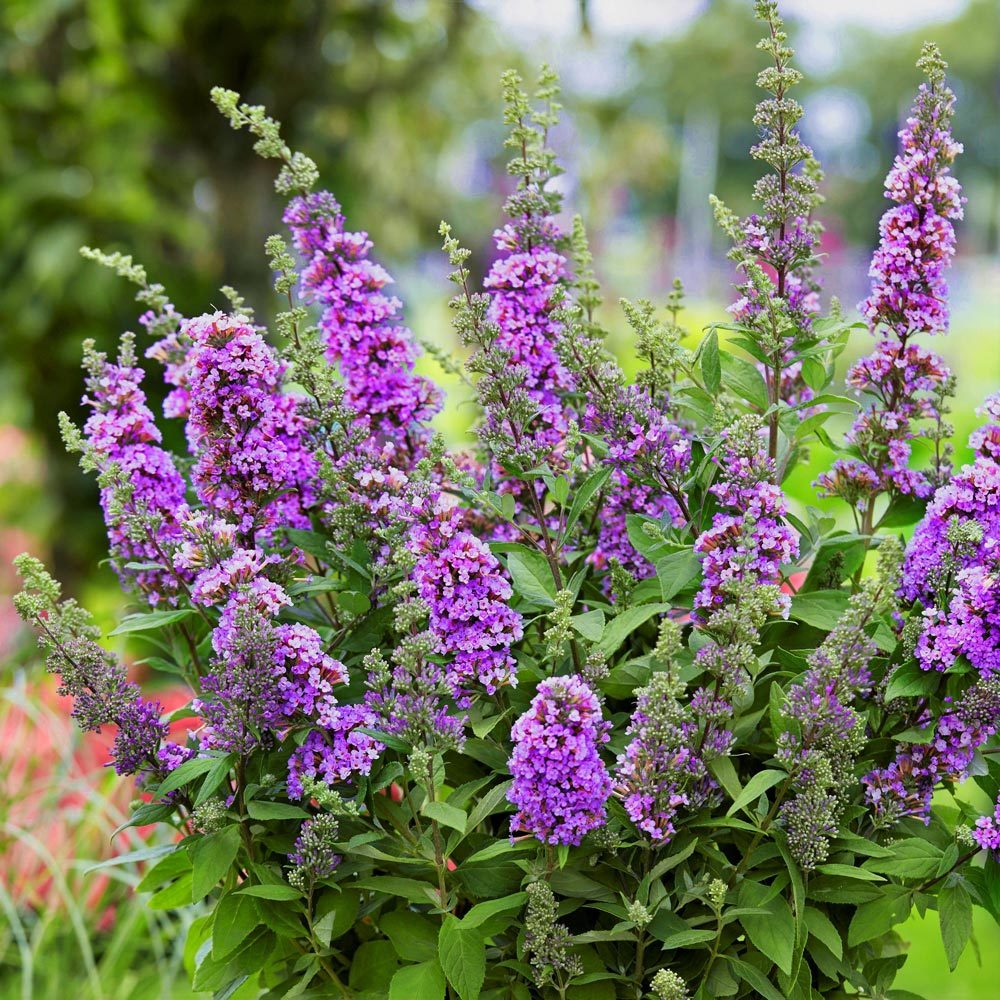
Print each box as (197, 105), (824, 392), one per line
(739, 881), (795, 976)
(355, 876), (439, 905)
(213, 892), (262, 959)
(462, 840), (527, 866)
(720, 352), (769, 411)
(148, 872), (193, 910)
(236, 883), (301, 901)
(112, 801), (175, 839)
(155, 754), (226, 798)
(465, 779), (514, 832)
(389, 961), (446, 1000)
(656, 549), (701, 602)
(461, 892), (527, 931)
(879, 494), (926, 528)
(84, 842), (178, 875)
(563, 465), (612, 540)
(571, 609), (605, 642)
(597, 603), (670, 655)
(422, 800), (467, 834)
(506, 548), (557, 607)
(804, 907), (842, 960)
(701, 328), (721, 394)
(709, 756), (742, 804)
(109, 608), (198, 635)
(885, 662), (941, 701)
(725, 956), (785, 1000)
(136, 849), (191, 893)
(862, 839), (943, 879)
(659, 928), (717, 948)
(800, 356), (827, 392)
(380, 910), (440, 963)
(349, 940), (398, 992)
(194, 753), (236, 806)
(438, 916), (485, 1000)
(848, 892), (908, 947)
(338, 591), (371, 616)
(789, 590), (850, 630)
(190, 827), (241, 902)
(314, 889), (360, 947)
(549, 476), (571, 506)
(815, 864), (885, 882)
(245, 800), (311, 821)
(939, 880), (972, 971)
(727, 769), (785, 817)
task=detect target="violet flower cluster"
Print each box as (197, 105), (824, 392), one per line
(718, 2), (824, 413)
(818, 46), (963, 517)
(184, 312), (316, 538)
(409, 492), (524, 699)
(81, 338), (188, 605)
(614, 624), (718, 845)
(483, 214), (574, 477)
(900, 394), (1000, 676)
(971, 797), (1000, 859)
(507, 674), (612, 846)
(693, 417), (798, 621)
(583, 381), (691, 579)
(775, 538), (901, 868)
(864, 677), (1000, 826)
(12, 555), (168, 776)
(284, 189), (442, 462)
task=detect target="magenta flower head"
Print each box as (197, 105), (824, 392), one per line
(507, 674), (612, 846)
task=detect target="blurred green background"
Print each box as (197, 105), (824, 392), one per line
(1, 0), (998, 996)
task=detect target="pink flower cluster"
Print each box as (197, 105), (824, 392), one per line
(819, 62), (962, 511)
(409, 495), (524, 698)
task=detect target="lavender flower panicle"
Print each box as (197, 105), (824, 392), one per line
(900, 394), (1000, 676)
(776, 538), (902, 868)
(615, 623), (719, 844)
(13, 555), (167, 776)
(818, 46), (963, 515)
(508, 674), (612, 846)
(864, 677), (1000, 826)
(284, 190), (442, 462)
(184, 311), (316, 537)
(693, 416), (798, 621)
(80, 337), (188, 605)
(971, 797), (1000, 859)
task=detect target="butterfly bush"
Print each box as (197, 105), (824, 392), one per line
(14, 5), (1000, 998)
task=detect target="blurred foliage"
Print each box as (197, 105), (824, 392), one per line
(573, 0), (998, 251)
(0, 0), (514, 582)
(0, 676), (201, 999)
